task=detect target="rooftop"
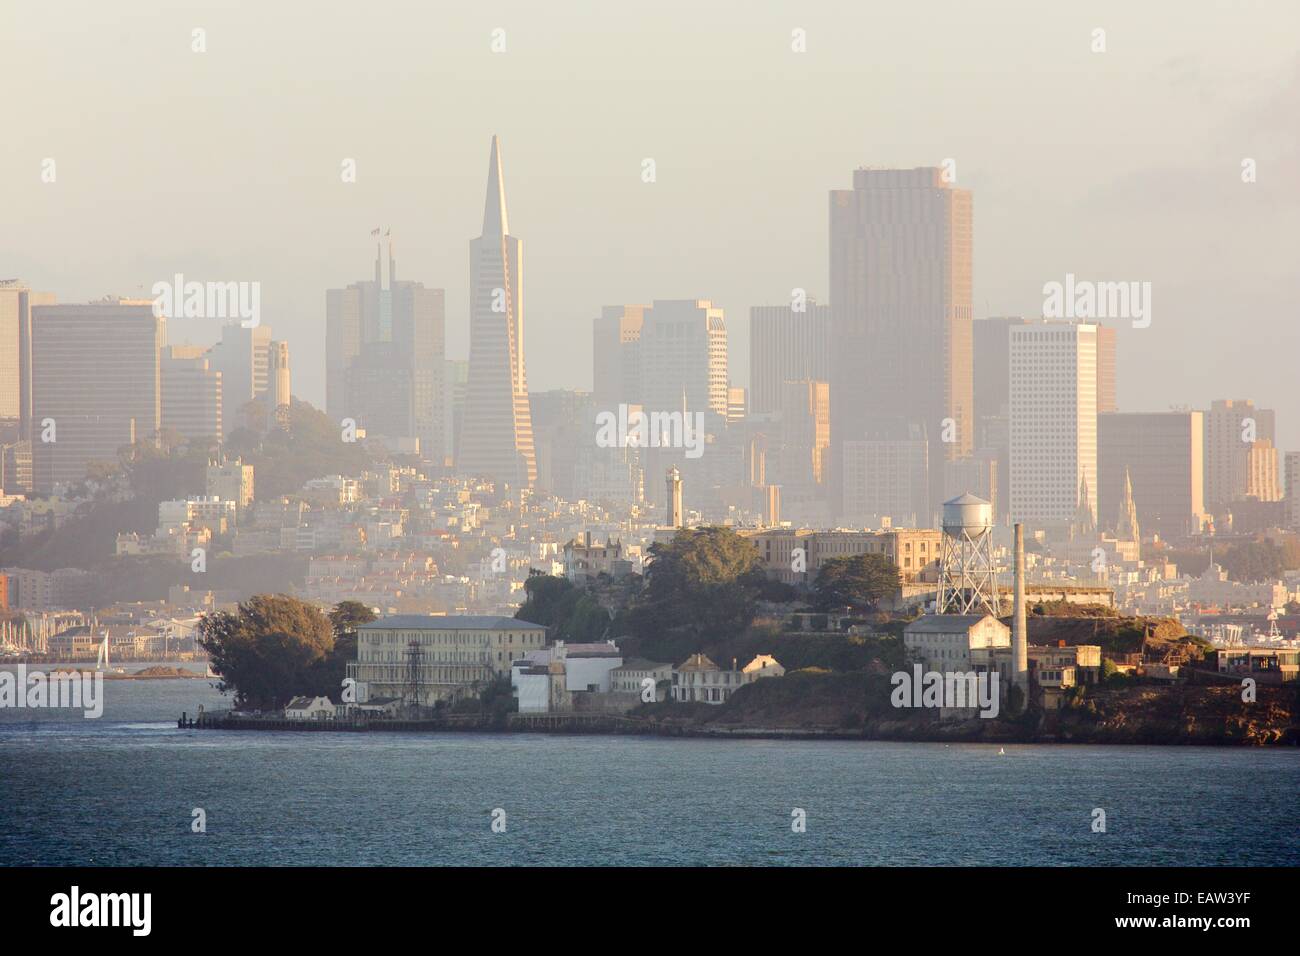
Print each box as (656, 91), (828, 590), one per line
(359, 615), (546, 631)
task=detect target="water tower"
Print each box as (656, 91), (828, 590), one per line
(938, 492), (999, 615)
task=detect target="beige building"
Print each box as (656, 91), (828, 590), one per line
(459, 136), (536, 488)
(638, 299), (729, 420)
(1204, 399), (1277, 508)
(749, 301), (830, 417)
(903, 613), (1011, 673)
(672, 653), (744, 704)
(161, 345), (223, 443)
(0, 281), (56, 432)
(206, 459), (255, 513)
(1098, 411), (1205, 538)
(1009, 321), (1098, 532)
(350, 614), (547, 707)
(30, 300), (164, 492)
(743, 527), (943, 586)
(830, 167), (972, 518)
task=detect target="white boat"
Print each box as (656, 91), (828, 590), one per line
(95, 632), (126, 674)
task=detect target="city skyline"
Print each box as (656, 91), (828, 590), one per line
(4, 2), (1298, 448)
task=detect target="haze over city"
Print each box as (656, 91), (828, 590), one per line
(4, 0), (1299, 444)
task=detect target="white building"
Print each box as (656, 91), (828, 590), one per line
(903, 613), (1011, 679)
(284, 696), (335, 720)
(1010, 321), (1097, 532)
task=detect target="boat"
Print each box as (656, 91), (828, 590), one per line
(95, 632), (126, 675)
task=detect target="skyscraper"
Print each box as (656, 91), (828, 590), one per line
(160, 345), (223, 443)
(459, 135), (536, 488)
(1009, 321), (1097, 531)
(1204, 399), (1277, 508)
(592, 305), (645, 412)
(1098, 410), (1204, 538)
(30, 300), (164, 492)
(327, 240), (445, 458)
(830, 167), (973, 518)
(206, 324), (291, 433)
(749, 300), (830, 417)
(638, 299), (728, 421)
(0, 281), (56, 439)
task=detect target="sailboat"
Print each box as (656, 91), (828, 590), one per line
(95, 632), (126, 674)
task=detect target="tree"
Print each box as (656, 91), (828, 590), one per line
(516, 571), (612, 643)
(326, 600), (377, 690)
(630, 527), (767, 646)
(197, 594), (336, 710)
(812, 554), (900, 612)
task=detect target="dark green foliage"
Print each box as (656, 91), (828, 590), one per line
(197, 595), (339, 710)
(516, 571), (611, 642)
(811, 553), (900, 612)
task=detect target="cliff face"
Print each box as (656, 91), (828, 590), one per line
(658, 673), (1299, 746)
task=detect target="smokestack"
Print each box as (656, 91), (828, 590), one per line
(1013, 522), (1029, 706)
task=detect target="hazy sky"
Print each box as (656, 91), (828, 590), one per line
(4, 1), (1298, 444)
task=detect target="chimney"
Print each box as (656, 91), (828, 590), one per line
(1013, 523), (1029, 706)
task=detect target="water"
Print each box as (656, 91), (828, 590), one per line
(1, 675), (1296, 866)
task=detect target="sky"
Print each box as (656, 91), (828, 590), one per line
(3, 0), (1298, 445)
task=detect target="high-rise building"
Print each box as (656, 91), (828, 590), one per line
(840, 424), (930, 528)
(327, 241), (445, 457)
(30, 300), (164, 492)
(205, 458), (254, 512)
(206, 324), (290, 433)
(1098, 411), (1204, 538)
(636, 299), (728, 422)
(1244, 440), (1281, 503)
(160, 345), (223, 443)
(830, 167), (973, 517)
(1204, 400), (1277, 508)
(592, 305), (644, 411)
(0, 281), (56, 439)
(749, 301), (830, 417)
(777, 380), (830, 497)
(1096, 324), (1118, 414)
(1008, 321), (1097, 531)
(1284, 451), (1300, 531)
(459, 135), (536, 488)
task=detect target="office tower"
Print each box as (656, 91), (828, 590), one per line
(1285, 452), (1300, 531)
(666, 466), (683, 527)
(1204, 399), (1277, 508)
(325, 284), (363, 422)
(30, 300), (164, 492)
(1008, 321), (1097, 531)
(592, 305), (645, 411)
(1095, 324), (1117, 413)
(1098, 411), (1204, 538)
(271, 340), (291, 409)
(637, 299), (728, 420)
(530, 389), (593, 499)
(206, 324), (290, 432)
(347, 342), (414, 439)
(1, 440), (33, 494)
(0, 281), (56, 439)
(830, 167), (973, 517)
(459, 135), (536, 488)
(160, 345), (223, 442)
(748, 301), (831, 417)
(328, 241), (446, 456)
(778, 380), (830, 496)
(727, 387), (747, 424)
(1244, 440), (1281, 502)
(972, 316), (1029, 521)
(840, 423), (930, 528)
(445, 358), (468, 466)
